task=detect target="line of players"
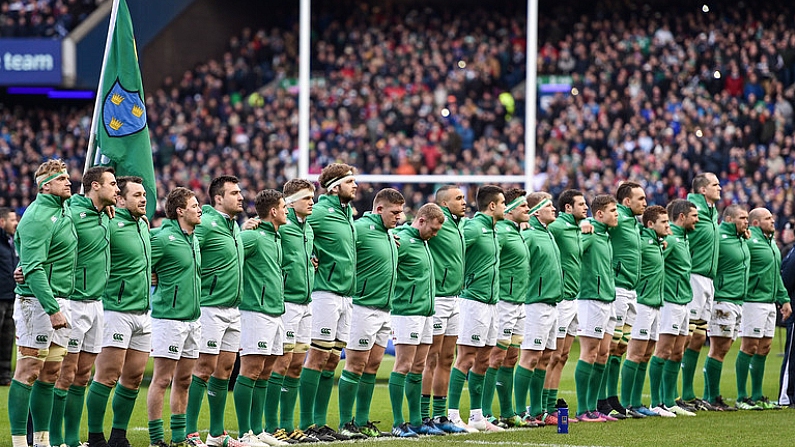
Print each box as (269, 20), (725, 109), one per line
(8, 160), (792, 447)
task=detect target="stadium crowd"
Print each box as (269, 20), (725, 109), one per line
(0, 0), (103, 38)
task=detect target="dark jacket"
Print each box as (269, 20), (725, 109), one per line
(0, 227), (17, 300)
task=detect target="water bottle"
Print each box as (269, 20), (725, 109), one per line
(557, 407), (569, 433)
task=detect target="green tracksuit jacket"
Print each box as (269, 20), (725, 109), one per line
(663, 224), (693, 305)
(497, 219), (530, 304)
(241, 221), (284, 315)
(392, 225), (435, 317)
(746, 226), (790, 305)
(354, 212), (398, 310)
(578, 219), (615, 302)
(523, 215), (563, 305)
(150, 219), (201, 321)
(15, 193), (77, 315)
(637, 227), (665, 308)
(548, 212), (582, 300)
(428, 206), (465, 297)
(280, 208), (315, 305)
(103, 208), (151, 313)
(460, 212), (500, 304)
(195, 205), (244, 308)
(687, 193), (720, 278)
(308, 194), (356, 296)
(69, 194), (111, 301)
(610, 204), (642, 291)
(714, 222), (750, 303)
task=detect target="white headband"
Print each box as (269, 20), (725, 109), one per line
(285, 189), (314, 204)
(324, 172), (354, 191)
(529, 198), (552, 215)
(505, 197), (527, 213)
(36, 170), (68, 188)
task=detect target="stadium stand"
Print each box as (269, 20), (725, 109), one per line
(0, 0), (104, 37)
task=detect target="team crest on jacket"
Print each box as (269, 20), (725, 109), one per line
(103, 79), (147, 138)
(118, 221), (125, 227)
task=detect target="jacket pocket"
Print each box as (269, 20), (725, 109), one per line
(441, 268), (448, 289)
(208, 275), (218, 296)
(327, 262), (337, 282)
(409, 285), (416, 304)
(359, 279), (368, 298)
(639, 280), (648, 297)
(597, 276), (601, 295)
(117, 280), (125, 304)
(172, 286), (179, 308)
(537, 277), (543, 297)
(260, 285), (267, 305)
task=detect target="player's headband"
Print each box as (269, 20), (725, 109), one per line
(36, 170), (68, 189)
(505, 196), (527, 213)
(285, 189), (314, 204)
(529, 198), (551, 215)
(323, 171), (354, 190)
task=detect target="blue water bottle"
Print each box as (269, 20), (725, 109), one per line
(557, 407), (569, 434)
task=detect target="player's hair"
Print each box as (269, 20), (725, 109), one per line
(748, 208), (769, 224)
(504, 188), (527, 205)
(616, 181), (642, 203)
(666, 199), (695, 222)
(117, 176), (144, 197)
(557, 189), (584, 211)
(642, 205), (667, 227)
(475, 185), (505, 211)
(165, 187), (195, 220)
(82, 166), (115, 192)
(0, 207), (13, 220)
(591, 194), (617, 213)
(526, 191), (552, 210)
(416, 203), (445, 222)
(208, 176), (240, 206)
(283, 178), (315, 197)
(435, 185), (460, 203)
(723, 204), (746, 221)
(255, 189), (284, 219)
(692, 173), (715, 193)
(34, 159), (68, 189)
(318, 163), (356, 190)
(373, 188), (405, 207)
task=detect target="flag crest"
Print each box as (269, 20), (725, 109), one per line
(103, 79), (147, 137)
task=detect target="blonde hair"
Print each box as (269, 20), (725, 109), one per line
(34, 159), (68, 189)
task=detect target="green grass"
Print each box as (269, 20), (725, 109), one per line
(3, 332), (795, 446)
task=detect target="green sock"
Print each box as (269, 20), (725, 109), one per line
(298, 367), (321, 430)
(587, 362), (606, 412)
(704, 357), (723, 403)
(87, 381), (113, 433)
(529, 369), (546, 417)
(337, 370), (360, 427)
(233, 375), (255, 435)
(735, 351), (752, 400)
(31, 380), (55, 433)
(356, 372), (377, 424)
(112, 383), (139, 431)
(421, 394), (431, 420)
(481, 367), (497, 415)
(496, 366), (515, 417)
(208, 376), (230, 437)
(513, 366), (533, 415)
(280, 376), (300, 432)
(546, 389), (558, 414)
(750, 354), (767, 401)
(64, 384), (86, 447)
(265, 373), (285, 433)
(662, 359), (680, 408)
(313, 369), (335, 427)
(406, 372), (424, 427)
(541, 389), (549, 414)
(467, 370), (486, 411)
(573, 360), (593, 416)
(631, 362), (647, 408)
(648, 356), (665, 406)
(620, 359), (638, 409)
(251, 379), (268, 434)
(50, 387), (67, 446)
(9, 380), (32, 435)
(681, 348), (700, 401)
(170, 413), (187, 443)
(389, 372), (407, 426)
(447, 367), (467, 410)
(605, 355), (622, 398)
(185, 375), (207, 436)
(148, 418), (164, 445)
(432, 396), (447, 418)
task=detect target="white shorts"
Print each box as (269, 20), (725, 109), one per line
(496, 301), (525, 342)
(392, 315), (434, 345)
(310, 291), (352, 343)
(631, 304), (660, 341)
(348, 305), (391, 351)
(577, 299), (612, 339)
(688, 274), (714, 322)
(14, 296), (72, 349)
(283, 302), (312, 345)
(557, 299), (578, 338)
(198, 306), (241, 354)
(432, 296), (460, 336)
(609, 287), (637, 333)
(707, 301), (742, 340)
(740, 302), (777, 339)
(102, 310), (151, 352)
(67, 300), (105, 354)
(240, 311), (284, 356)
(458, 299), (497, 347)
(150, 318), (201, 360)
(659, 302), (689, 336)
(521, 303), (557, 351)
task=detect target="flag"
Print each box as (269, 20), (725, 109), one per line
(90, 0), (156, 218)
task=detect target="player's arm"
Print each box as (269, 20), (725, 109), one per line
(17, 221), (59, 315)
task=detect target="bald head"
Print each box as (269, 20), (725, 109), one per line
(749, 207), (775, 236)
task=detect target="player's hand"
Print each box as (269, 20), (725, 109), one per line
(104, 205), (116, 219)
(742, 229), (751, 239)
(581, 221), (594, 234)
(151, 273), (158, 286)
(393, 233), (401, 248)
(519, 221), (530, 230)
(13, 267), (24, 284)
(311, 256), (319, 270)
(782, 302), (792, 321)
(50, 311), (68, 330)
(141, 215), (151, 228)
(242, 217), (260, 230)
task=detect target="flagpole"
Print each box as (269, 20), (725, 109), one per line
(83, 0), (121, 187)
